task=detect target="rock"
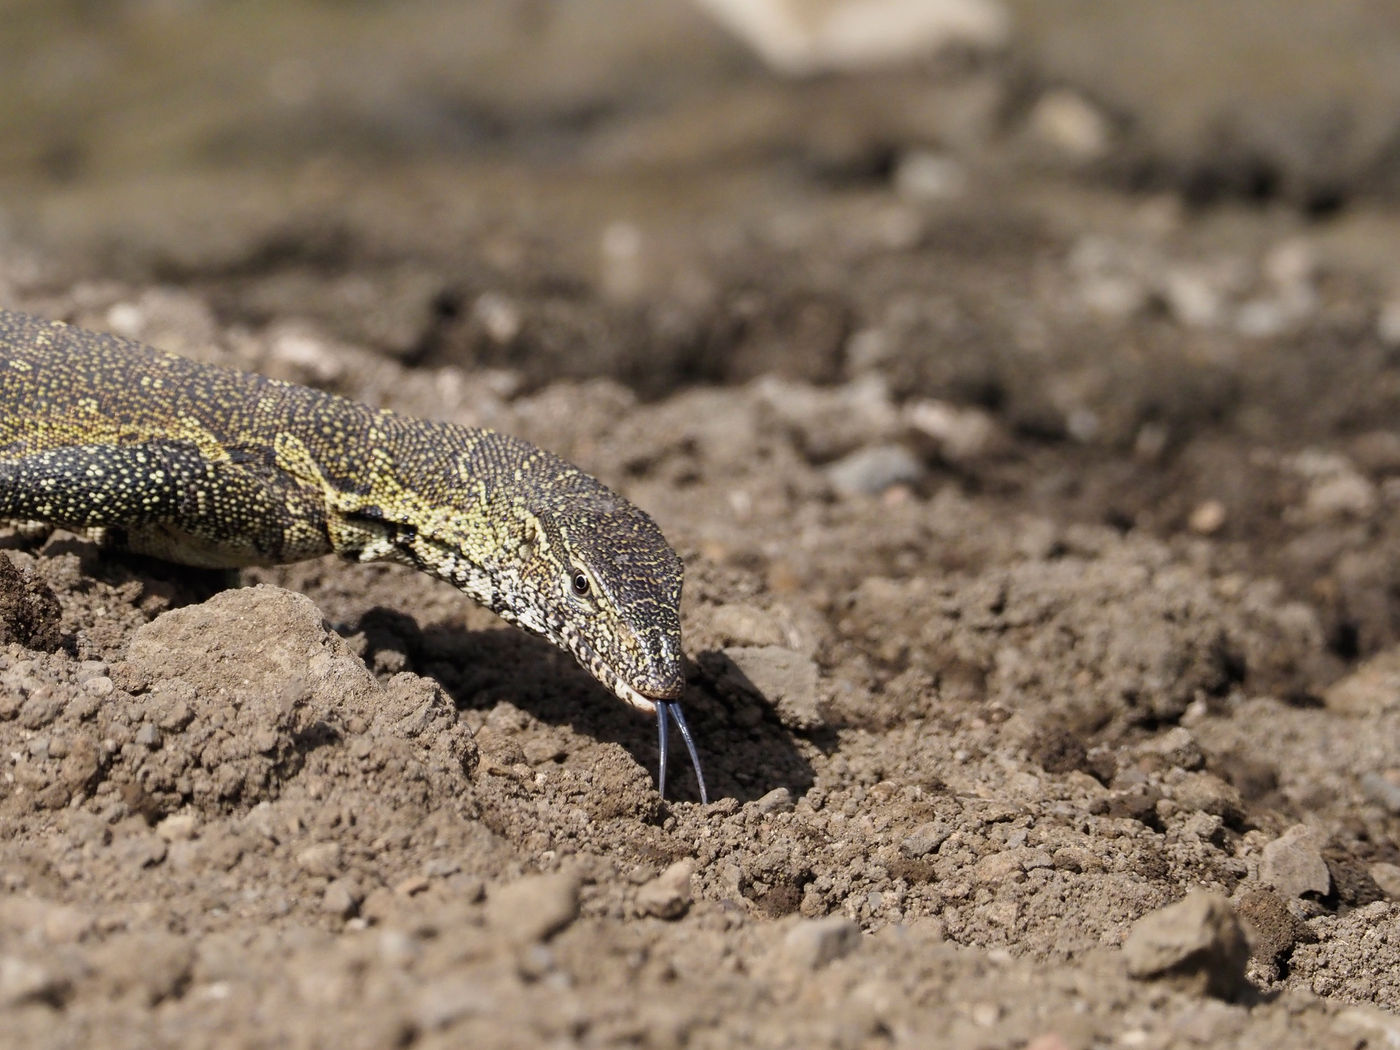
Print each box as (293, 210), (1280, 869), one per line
(1026, 89), (1110, 161)
(1122, 890), (1249, 999)
(1235, 298), (1291, 339)
(90, 932), (195, 1006)
(1378, 300), (1400, 347)
(0, 897), (93, 945)
(694, 0), (1010, 76)
(1162, 267), (1225, 328)
(719, 645), (824, 730)
(1234, 889), (1306, 981)
(0, 954), (68, 1008)
(155, 813), (198, 842)
(391, 875), (429, 899)
(1337, 1007), (1400, 1047)
(0, 553), (62, 652)
(1306, 471), (1377, 520)
(972, 847), (1053, 884)
(1362, 771), (1400, 815)
(899, 821), (952, 859)
(1170, 773), (1243, 823)
(1286, 450), (1377, 522)
(262, 321), (349, 385)
(117, 831), (168, 869)
(104, 287), (219, 358)
(636, 860), (696, 920)
(1325, 647), (1400, 715)
(412, 975), (495, 1032)
(1137, 727), (1205, 772)
(1372, 863), (1400, 899)
(82, 675), (115, 697)
(972, 851), (1024, 885)
(354, 266), (446, 360)
(18, 686), (65, 730)
(756, 787), (795, 815)
(471, 291), (523, 345)
(781, 915), (861, 970)
(709, 603), (787, 649)
(903, 399), (1001, 464)
(1071, 236), (1150, 318)
(323, 878), (363, 918)
(1260, 824), (1330, 900)
(1188, 500), (1227, 535)
(756, 375), (900, 463)
(893, 151), (967, 201)
(600, 221), (646, 302)
(296, 842), (343, 878)
(487, 872), (580, 943)
(824, 444), (923, 496)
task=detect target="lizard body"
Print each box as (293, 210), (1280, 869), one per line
(0, 309), (706, 801)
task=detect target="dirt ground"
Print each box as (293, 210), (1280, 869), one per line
(2, 2), (1400, 1048)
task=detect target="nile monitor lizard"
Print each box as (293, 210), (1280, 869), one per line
(0, 308), (706, 802)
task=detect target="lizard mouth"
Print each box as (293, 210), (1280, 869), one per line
(561, 625), (682, 712)
(563, 629), (708, 803)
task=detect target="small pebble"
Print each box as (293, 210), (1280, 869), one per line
(720, 645), (823, 731)
(1370, 862), (1400, 899)
(903, 399), (999, 463)
(1026, 88), (1110, 161)
(155, 813), (198, 842)
(1122, 890), (1249, 999)
(1234, 888), (1304, 981)
(973, 850), (1024, 885)
(1260, 824), (1330, 900)
(0, 955), (68, 1008)
(412, 975), (494, 1032)
(82, 676), (115, 697)
(486, 872), (580, 943)
(709, 603), (786, 649)
(756, 787), (794, 815)
(636, 859), (696, 920)
(900, 821), (952, 859)
(1378, 300), (1400, 347)
(323, 879), (362, 918)
(781, 915), (861, 971)
(1362, 772), (1400, 815)
(1188, 500), (1226, 535)
(395, 876), (430, 897)
(1324, 648), (1400, 716)
(824, 444), (923, 497)
(297, 842), (343, 878)
(893, 151), (966, 201)
(423, 857), (462, 879)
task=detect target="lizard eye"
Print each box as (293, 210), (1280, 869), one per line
(570, 569), (591, 598)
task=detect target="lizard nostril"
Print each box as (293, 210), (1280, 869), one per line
(638, 657), (685, 700)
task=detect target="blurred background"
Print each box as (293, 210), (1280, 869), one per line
(4, 0), (1400, 652)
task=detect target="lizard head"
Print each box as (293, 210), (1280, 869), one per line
(518, 487), (686, 713)
(364, 430), (708, 799)
(520, 488), (708, 803)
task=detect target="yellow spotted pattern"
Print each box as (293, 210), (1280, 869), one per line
(0, 310), (685, 711)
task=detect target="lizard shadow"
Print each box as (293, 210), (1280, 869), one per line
(5, 528), (818, 805)
(355, 607), (817, 804)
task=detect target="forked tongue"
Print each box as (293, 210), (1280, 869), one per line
(657, 701), (708, 804)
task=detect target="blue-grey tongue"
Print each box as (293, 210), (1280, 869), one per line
(657, 701), (708, 804)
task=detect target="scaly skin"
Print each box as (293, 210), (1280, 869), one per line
(0, 309), (707, 801)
